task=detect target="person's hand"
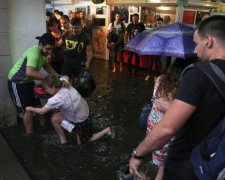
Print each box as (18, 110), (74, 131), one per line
(154, 98), (172, 112)
(59, 75), (69, 83)
(26, 106), (32, 112)
(85, 62), (89, 69)
(129, 157), (144, 179)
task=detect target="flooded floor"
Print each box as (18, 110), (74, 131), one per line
(0, 59), (154, 180)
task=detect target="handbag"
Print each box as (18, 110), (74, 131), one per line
(138, 103), (152, 130)
(74, 69), (96, 98)
(33, 85), (51, 99)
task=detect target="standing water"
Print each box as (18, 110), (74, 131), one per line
(0, 60), (154, 180)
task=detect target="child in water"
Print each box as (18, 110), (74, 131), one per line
(147, 59), (190, 180)
(26, 75), (115, 145)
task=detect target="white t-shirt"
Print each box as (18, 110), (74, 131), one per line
(45, 87), (89, 123)
(108, 21), (125, 35)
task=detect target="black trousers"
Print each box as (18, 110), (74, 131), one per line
(163, 158), (198, 180)
(128, 52), (140, 73)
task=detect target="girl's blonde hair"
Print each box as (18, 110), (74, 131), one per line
(42, 75), (71, 89)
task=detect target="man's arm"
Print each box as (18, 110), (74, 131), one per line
(85, 44), (93, 68)
(43, 63), (60, 76)
(129, 99), (196, 177)
(26, 67), (45, 80)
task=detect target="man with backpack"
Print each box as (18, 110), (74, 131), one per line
(129, 15), (225, 179)
(107, 12), (126, 72)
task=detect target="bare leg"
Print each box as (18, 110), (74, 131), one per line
(89, 127), (111, 142)
(112, 63), (116, 72)
(37, 105), (46, 127)
(120, 62), (123, 72)
(23, 111), (33, 133)
(155, 166), (164, 180)
(51, 112), (68, 144)
(38, 114), (46, 127)
(76, 133), (81, 145)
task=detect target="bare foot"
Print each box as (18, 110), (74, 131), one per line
(120, 64), (123, 72)
(60, 140), (68, 145)
(109, 126), (116, 139)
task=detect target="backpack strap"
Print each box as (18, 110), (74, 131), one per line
(121, 22), (125, 33)
(195, 62), (225, 100)
(194, 62), (225, 158)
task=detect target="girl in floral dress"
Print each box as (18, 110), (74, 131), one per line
(147, 59), (190, 180)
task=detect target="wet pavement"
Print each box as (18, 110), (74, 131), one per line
(0, 59), (154, 180)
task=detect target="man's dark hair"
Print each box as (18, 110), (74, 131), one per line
(47, 17), (59, 27)
(60, 15), (69, 22)
(54, 9), (60, 14)
(132, 13), (139, 18)
(115, 12), (122, 16)
(36, 33), (55, 46)
(70, 17), (81, 26)
(156, 17), (163, 22)
(197, 15), (225, 44)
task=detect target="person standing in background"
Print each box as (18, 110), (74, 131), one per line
(163, 16), (172, 72)
(145, 17), (163, 81)
(48, 17), (64, 74)
(59, 17), (92, 84)
(79, 11), (92, 39)
(107, 12), (126, 72)
(125, 13), (145, 75)
(60, 15), (70, 33)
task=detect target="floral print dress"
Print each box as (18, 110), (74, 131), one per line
(146, 76), (173, 166)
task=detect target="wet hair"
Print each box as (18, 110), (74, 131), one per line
(156, 17), (163, 22)
(60, 15), (69, 22)
(196, 15), (225, 44)
(47, 17), (59, 27)
(115, 12), (122, 16)
(36, 33), (55, 46)
(155, 59), (191, 100)
(46, 10), (52, 17)
(70, 17), (81, 26)
(164, 15), (171, 24)
(54, 9), (60, 14)
(42, 75), (71, 89)
(59, 11), (64, 16)
(132, 13), (139, 18)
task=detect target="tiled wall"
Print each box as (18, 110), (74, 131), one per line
(0, 0), (17, 127)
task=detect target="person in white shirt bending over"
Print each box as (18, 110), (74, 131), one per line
(26, 75), (115, 144)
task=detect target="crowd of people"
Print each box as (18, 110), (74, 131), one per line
(107, 13), (173, 78)
(7, 8), (225, 180)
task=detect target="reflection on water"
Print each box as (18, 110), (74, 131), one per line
(0, 60), (154, 180)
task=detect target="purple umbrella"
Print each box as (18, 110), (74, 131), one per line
(124, 22), (196, 59)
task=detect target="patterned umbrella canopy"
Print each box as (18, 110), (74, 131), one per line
(124, 22), (196, 59)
